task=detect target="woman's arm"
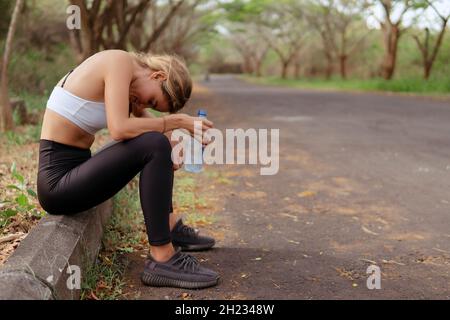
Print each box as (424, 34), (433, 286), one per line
(103, 52), (164, 140)
(104, 52), (212, 141)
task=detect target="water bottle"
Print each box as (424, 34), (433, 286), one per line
(184, 109), (207, 173)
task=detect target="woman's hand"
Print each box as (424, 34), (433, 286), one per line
(163, 114), (214, 170)
(167, 114), (213, 140)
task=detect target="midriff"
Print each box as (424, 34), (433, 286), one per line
(40, 108), (95, 149)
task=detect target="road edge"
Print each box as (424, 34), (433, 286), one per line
(239, 75), (450, 102)
(0, 199), (113, 300)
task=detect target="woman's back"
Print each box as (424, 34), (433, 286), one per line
(40, 50), (130, 149)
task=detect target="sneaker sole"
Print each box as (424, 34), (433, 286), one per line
(174, 241), (216, 252)
(141, 271), (219, 289)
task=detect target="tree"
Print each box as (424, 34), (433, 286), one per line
(232, 32), (256, 74)
(305, 2), (336, 79)
(0, 0), (24, 132)
(221, 0), (272, 77)
(128, 0), (184, 52)
(70, 0), (188, 61)
(134, 0), (215, 62)
(230, 25), (270, 77)
(371, 0), (415, 79)
(68, 0), (153, 62)
(412, 0), (450, 79)
(327, 0), (371, 79)
(306, 0), (371, 80)
(259, 1), (306, 79)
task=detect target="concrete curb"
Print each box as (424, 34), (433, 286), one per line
(0, 199), (113, 300)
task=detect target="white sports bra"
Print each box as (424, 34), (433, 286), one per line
(46, 70), (107, 135)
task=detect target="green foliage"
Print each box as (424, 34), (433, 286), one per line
(13, 92), (49, 112)
(367, 77), (450, 93)
(80, 252), (127, 300)
(215, 0), (450, 89)
(0, 163), (44, 229)
(108, 180), (144, 250)
(3, 124), (42, 146)
(7, 43), (76, 95)
(243, 75), (450, 94)
(221, 0), (272, 22)
(196, 31), (241, 73)
(0, 0), (73, 94)
(174, 174), (206, 215)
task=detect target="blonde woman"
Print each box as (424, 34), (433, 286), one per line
(37, 50), (219, 289)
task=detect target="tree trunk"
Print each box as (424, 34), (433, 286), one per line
(281, 61), (289, 79)
(381, 24), (400, 80)
(242, 56), (253, 74)
(294, 61), (301, 79)
(325, 52), (333, 80)
(253, 47), (268, 78)
(141, 0), (184, 52)
(0, 0), (24, 132)
(68, 0), (153, 63)
(69, 29), (84, 62)
(421, 19), (448, 80)
(69, 0), (101, 63)
(339, 55), (347, 79)
(424, 62), (432, 80)
(254, 60), (262, 77)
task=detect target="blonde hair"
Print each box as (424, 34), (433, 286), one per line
(131, 52), (192, 113)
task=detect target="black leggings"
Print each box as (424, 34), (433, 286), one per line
(37, 132), (174, 246)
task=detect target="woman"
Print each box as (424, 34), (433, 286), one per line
(37, 49), (219, 289)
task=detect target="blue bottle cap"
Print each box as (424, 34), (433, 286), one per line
(197, 109), (207, 117)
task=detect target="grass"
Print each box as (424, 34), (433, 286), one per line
(12, 91), (49, 112)
(173, 171), (217, 227)
(0, 90), (46, 147)
(3, 124), (42, 146)
(0, 105), (46, 266)
(81, 178), (143, 300)
(80, 252), (128, 300)
(1, 92), (46, 147)
(0, 162), (44, 230)
(0, 160), (44, 265)
(242, 75), (450, 95)
(204, 170), (234, 186)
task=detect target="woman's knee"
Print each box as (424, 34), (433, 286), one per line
(133, 131), (172, 157)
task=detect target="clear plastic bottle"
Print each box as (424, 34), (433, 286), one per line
(184, 109), (207, 173)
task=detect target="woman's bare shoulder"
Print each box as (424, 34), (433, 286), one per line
(92, 50), (134, 77)
(98, 49), (132, 59)
(96, 50), (133, 65)
(56, 50), (133, 101)
(78, 50), (132, 74)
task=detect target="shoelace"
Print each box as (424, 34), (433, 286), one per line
(172, 252), (200, 272)
(180, 224), (199, 237)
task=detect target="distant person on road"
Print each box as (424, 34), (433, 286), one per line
(37, 49), (219, 289)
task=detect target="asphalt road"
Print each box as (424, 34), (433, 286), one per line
(124, 75), (450, 299)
